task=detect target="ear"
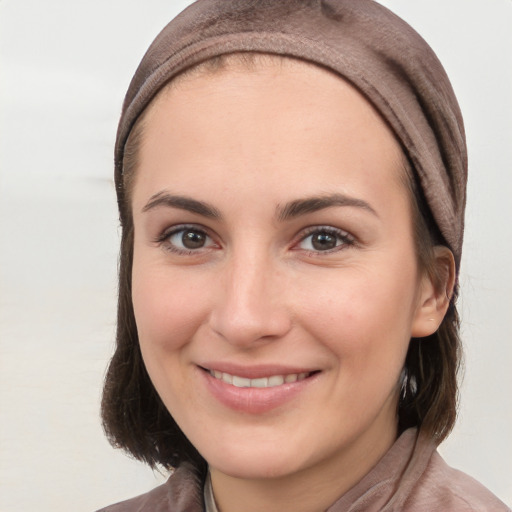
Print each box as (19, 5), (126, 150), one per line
(411, 246), (456, 338)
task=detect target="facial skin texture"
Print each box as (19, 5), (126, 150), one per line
(131, 59), (446, 512)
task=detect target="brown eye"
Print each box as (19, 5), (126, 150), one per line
(181, 230), (206, 249)
(297, 227), (354, 253)
(166, 227), (214, 252)
(311, 232), (337, 250)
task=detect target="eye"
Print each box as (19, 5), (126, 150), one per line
(296, 227), (354, 253)
(158, 225), (216, 254)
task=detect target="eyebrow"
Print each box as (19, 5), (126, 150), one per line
(142, 192), (221, 219)
(277, 193), (378, 221)
(142, 191), (377, 221)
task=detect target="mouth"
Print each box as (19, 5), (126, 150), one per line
(199, 365), (320, 413)
(206, 369), (314, 388)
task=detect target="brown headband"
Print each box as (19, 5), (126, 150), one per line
(115, 0), (467, 267)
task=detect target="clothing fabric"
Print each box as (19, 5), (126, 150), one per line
(96, 429), (509, 512)
(114, 0), (467, 268)
(203, 472), (218, 512)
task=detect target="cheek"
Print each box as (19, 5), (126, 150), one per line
(298, 261), (417, 372)
(131, 255), (208, 354)
(131, 254), (213, 412)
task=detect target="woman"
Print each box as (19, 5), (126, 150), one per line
(98, 1), (509, 510)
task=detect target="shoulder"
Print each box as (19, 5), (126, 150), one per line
(94, 464), (204, 512)
(95, 480), (171, 512)
(404, 449), (510, 512)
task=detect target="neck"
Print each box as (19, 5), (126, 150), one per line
(209, 418), (398, 512)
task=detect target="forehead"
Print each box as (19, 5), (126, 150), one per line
(132, 56), (407, 210)
(147, 55), (394, 132)
(146, 55), (403, 161)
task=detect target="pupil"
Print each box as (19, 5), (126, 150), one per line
(312, 232), (336, 250)
(182, 230), (205, 249)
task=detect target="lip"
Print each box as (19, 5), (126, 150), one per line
(197, 363), (320, 414)
(199, 362), (316, 379)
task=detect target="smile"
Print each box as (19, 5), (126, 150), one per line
(208, 370), (311, 388)
(200, 366), (320, 413)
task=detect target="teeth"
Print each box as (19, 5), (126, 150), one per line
(232, 376), (251, 387)
(268, 375), (284, 387)
(221, 373), (233, 385)
(209, 370), (310, 388)
(251, 377), (268, 388)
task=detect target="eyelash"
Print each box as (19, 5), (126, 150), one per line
(154, 224), (216, 255)
(154, 225), (356, 256)
(294, 226), (356, 255)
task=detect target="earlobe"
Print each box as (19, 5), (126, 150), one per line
(411, 246), (456, 338)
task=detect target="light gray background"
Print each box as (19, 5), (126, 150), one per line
(0, 1), (510, 510)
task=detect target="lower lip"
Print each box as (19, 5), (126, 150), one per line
(199, 368), (318, 414)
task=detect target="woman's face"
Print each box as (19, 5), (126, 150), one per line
(131, 60), (434, 482)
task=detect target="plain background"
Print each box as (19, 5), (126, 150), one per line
(0, 1), (511, 510)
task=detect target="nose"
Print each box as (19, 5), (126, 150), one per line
(209, 251), (292, 348)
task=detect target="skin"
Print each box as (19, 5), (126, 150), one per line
(130, 59), (450, 512)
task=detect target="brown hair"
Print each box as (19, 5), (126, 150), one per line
(101, 54), (462, 472)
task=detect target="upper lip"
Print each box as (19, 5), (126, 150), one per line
(198, 362), (318, 379)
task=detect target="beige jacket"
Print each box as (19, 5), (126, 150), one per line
(97, 429), (510, 511)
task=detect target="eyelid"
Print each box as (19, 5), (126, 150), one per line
(292, 225), (356, 254)
(154, 223), (219, 255)
(153, 223), (355, 256)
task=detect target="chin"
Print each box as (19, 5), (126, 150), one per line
(211, 457), (298, 480)
(202, 440), (307, 480)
